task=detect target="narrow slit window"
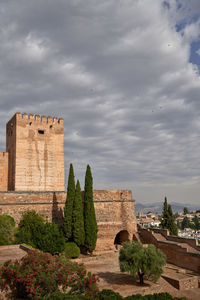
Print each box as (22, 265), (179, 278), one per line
(38, 130), (44, 134)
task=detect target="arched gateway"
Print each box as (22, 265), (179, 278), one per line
(93, 190), (137, 251)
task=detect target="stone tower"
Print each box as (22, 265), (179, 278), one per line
(6, 112), (65, 191)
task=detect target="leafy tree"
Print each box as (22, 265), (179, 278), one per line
(183, 207), (189, 215)
(119, 241), (166, 285)
(63, 163), (75, 241)
(160, 197), (168, 229)
(181, 216), (190, 230)
(84, 165), (98, 253)
(167, 204), (178, 236)
(0, 215), (15, 245)
(72, 180), (85, 246)
(160, 197), (178, 236)
(192, 215), (200, 230)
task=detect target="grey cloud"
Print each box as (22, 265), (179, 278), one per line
(0, 0), (200, 204)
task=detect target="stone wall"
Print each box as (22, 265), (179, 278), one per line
(0, 152), (8, 191)
(139, 227), (200, 273)
(0, 189), (137, 251)
(6, 113), (65, 191)
(162, 274), (199, 290)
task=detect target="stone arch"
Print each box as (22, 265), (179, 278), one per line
(114, 230), (130, 245)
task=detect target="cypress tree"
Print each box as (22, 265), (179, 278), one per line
(63, 163), (75, 241)
(161, 197), (177, 236)
(84, 165), (98, 253)
(160, 197), (168, 229)
(72, 180), (85, 246)
(167, 204), (178, 236)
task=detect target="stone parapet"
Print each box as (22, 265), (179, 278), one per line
(0, 189), (137, 251)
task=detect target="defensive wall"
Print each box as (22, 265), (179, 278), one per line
(0, 189), (137, 251)
(1, 112), (65, 192)
(138, 226), (200, 273)
(0, 152), (8, 191)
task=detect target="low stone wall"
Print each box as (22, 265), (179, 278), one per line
(0, 190), (137, 251)
(162, 274), (199, 290)
(139, 227), (200, 273)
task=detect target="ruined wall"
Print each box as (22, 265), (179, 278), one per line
(0, 152), (8, 191)
(0, 189), (137, 251)
(6, 113), (65, 191)
(139, 227), (200, 273)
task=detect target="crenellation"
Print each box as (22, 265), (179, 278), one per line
(35, 115), (40, 121)
(53, 117), (58, 124)
(29, 114), (34, 120)
(22, 113), (28, 120)
(47, 116), (53, 124)
(58, 118), (64, 125)
(41, 115), (47, 123)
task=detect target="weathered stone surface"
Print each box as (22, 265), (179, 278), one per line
(0, 189), (137, 251)
(6, 113), (65, 191)
(0, 152), (8, 191)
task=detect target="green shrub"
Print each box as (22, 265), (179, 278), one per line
(36, 222), (65, 255)
(0, 250), (99, 299)
(97, 289), (123, 300)
(63, 242), (80, 258)
(124, 293), (188, 300)
(0, 215), (16, 245)
(15, 210), (65, 254)
(47, 290), (90, 299)
(15, 210), (44, 247)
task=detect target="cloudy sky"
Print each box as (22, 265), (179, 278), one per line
(0, 0), (200, 205)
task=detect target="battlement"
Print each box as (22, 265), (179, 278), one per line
(0, 152), (8, 158)
(15, 112), (64, 126)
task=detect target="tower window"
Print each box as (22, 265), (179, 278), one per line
(38, 130), (44, 134)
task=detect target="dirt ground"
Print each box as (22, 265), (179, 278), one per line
(76, 251), (200, 300)
(0, 248), (199, 300)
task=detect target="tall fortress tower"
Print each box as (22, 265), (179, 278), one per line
(5, 112), (65, 191)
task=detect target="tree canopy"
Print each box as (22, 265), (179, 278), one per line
(63, 163), (75, 241)
(160, 197), (178, 236)
(119, 241), (166, 285)
(84, 165), (98, 253)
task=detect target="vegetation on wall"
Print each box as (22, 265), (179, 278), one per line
(83, 165), (98, 253)
(119, 241), (166, 285)
(160, 197), (178, 236)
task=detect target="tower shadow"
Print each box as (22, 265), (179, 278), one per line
(52, 192), (64, 226)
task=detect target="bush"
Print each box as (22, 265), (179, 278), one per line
(124, 293), (188, 300)
(0, 215), (15, 245)
(36, 222), (65, 255)
(15, 210), (44, 247)
(47, 290), (90, 299)
(63, 242), (80, 258)
(97, 289), (123, 300)
(15, 210), (65, 254)
(0, 250), (99, 299)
